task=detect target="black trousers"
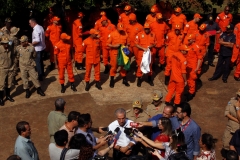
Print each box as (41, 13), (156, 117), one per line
(207, 42), (215, 64)
(212, 55), (231, 80)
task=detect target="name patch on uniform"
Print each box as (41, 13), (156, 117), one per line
(142, 34), (144, 38)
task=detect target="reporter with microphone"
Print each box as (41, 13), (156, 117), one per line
(108, 108), (137, 160)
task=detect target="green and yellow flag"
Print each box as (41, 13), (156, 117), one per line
(117, 45), (130, 71)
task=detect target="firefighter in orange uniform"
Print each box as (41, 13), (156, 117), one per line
(135, 23), (156, 87)
(215, 6), (232, 53)
(165, 45), (188, 105)
(81, 29), (102, 91)
(164, 24), (184, 85)
(94, 11), (112, 31)
(45, 16), (62, 70)
(125, 13), (143, 62)
(185, 34), (203, 101)
(43, 8), (54, 54)
(107, 23), (130, 88)
(72, 12), (85, 70)
(150, 13), (169, 69)
(168, 7), (187, 31)
(183, 13), (202, 44)
(119, 5), (132, 29)
(54, 33), (77, 93)
(233, 23), (240, 81)
(145, 7), (158, 24)
(98, 16), (116, 74)
(195, 24), (210, 75)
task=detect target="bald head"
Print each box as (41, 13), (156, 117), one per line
(224, 6), (230, 14)
(162, 105), (175, 118)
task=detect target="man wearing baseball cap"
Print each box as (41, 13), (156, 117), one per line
(232, 22), (240, 81)
(94, 11), (112, 31)
(119, 5), (132, 29)
(54, 33), (77, 93)
(169, 7), (187, 31)
(145, 6), (158, 25)
(1, 18), (13, 35)
(209, 23), (236, 83)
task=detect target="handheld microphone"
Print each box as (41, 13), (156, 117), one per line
(113, 127), (120, 135)
(124, 128), (134, 137)
(104, 131), (112, 137)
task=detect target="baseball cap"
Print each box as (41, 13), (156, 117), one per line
(60, 33), (71, 40)
(100, 11), (106, 16)
(10, 27), (20, 36)
(144, 23), (150, 29)
(187, 34), (196, 40)
(236, 89), (240, 96)
(156, 13), (163, 19)
(226, 23), (234, 30)
(101, 16), (108, 21)
(52, 16), (60, 21)
(132, 98), (143, 108)
(117, 23), (124, 30)
(152, 90), (163, 101)
(89, 29), (99, 35)
(129, 13), (136, 21)
(78, 12), (84, 18)
(19, 35), (28, 42)
(179, 44), (191, 51)
(175, 7), (181, 13)
(1, 36), (9, 43)
(151, 7), (157, 13)
(124, 5), (131, 11)
(194, 13), (202, 19)
(5, 18), (12, 23)
(199, 24), (207, 31)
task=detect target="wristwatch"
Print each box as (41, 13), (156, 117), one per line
(236, 107), (240, 111)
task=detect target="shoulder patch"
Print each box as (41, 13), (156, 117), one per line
(185, 24), (189, 27)
(54, 46), (58, 49)
(217, 16), (220, 19)
(108, 34), (111, 38)
(79, 26), (82, 29)
(184, 61), (187, 65)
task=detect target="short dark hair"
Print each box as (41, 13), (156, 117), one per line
(78, 113), (91, 127)
(226, 150), (238, 160)
(29, 18), (37, 23)
(67, 111), (80, 122)
(165, 104), (175, 114)
(201, 133), (218, 150)
(179, 102), (191, 117)
(54, 130), (68, 146)
(16, 121), (29, 135)
(7, 155), (21, 160)
(55, 98), (66, 111)
(69, 133), (90, 149)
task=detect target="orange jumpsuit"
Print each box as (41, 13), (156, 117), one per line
(135, 31), (156, 77)
(169, 14), (187, 31)
(195, 31), (210, 74)
(107, 30), (129, 77)
(165, 51), (187, 104)
(232, 23), (240, 78)
(43, 14), (53, 53)
(145, 14), (156, 24)
(183, 20), (199, 44)
(125, 22), (143, 60)
(119, 13), (130, 29)
(185, 44), (203, 94)
(81, 37), (101, 82)
(45, 24), (62, 63)
(54, 40), (75, 84)
(72, 19), (83, 63)
(99, 23), (116, 66)
(215, 12), (233, 52)
(150, 21), (169, 65)
(164, 31), (184, 76)
(94, 18), (112, 31)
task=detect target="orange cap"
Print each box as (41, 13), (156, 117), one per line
(199, 24), (207, 31)
(175, 7), (181, 13)
(187, 34), (196, 40)
(144, 23), (150, 29)
(194, 13), (202, 19)
(174, 24), (181, 30)
(78, 12), (84, 18)
(89, 29), (99, 35)
(129, 13), (136, 21)
(100, 11), (106, 16)
(156, 13), (163, 19)
(52, 16), (60, 21)
(117, 23), (124, 30)
(151, 7), (157, 13)
(179, 44), (190, 51)
(101, 16), (108, 21)
(60, 33), (71, 40)
(124, 5), (131, 11)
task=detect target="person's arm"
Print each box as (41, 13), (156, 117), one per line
(133, 136), (151, 148)
(97, 142), (114, 156)
(229, 145), (236, 151)
(193, 126), (201, 159)
(93, 136), (108, 150)
(138, 121), (154, 128)
(107, 34), (120, 49)
(135, 35), (147, 51)
(219, 38), (234, 48)
(195, 59), (202, 73)
(136, 131), (165, 149)
(91, 127), (105, 134)
(32, 30), (40, 46)
(54, 46), (59, 69)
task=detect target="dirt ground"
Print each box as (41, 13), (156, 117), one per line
(0, 61), (239, 160)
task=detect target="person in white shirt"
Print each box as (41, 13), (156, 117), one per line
(108, 108), (136, 160)
(29, 18), (46, 81)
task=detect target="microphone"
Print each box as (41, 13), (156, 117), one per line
(104, 131), (112, 137)
(113, 127), (120, 135)
(124, 128), (134, 137)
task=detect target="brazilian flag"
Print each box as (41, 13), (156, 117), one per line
(117, 45), (130, 71)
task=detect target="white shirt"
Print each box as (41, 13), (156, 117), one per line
(108, 119), (135, 147)
(48, 143), (79, 160)
(32, 24), (46, 51)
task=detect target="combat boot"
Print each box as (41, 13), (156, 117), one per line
(70, 83), (77, 92)
(0, 91), (4, 106)
(109, 76), (115, 88)
(25, 89), (31, 98)
(85, 82), (90, 91)
(137, 77), (142, 87)
(95, 81), (102, 90)
(77, 63), (86, 70)
(122, 77), (130, 87)
(5, 88), (14, 102)
(148, 76), (154, 86)
(104, 65), (110, 74)
(37, 87), (45, 96)
(61, 84), (66, 93)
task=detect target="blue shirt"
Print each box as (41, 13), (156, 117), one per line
(219, 32), (236, 57)
(14, 135), (39, 160)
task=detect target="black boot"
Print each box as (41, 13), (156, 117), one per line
(25, 89), (31, 98)
(148, 76), (154, 86)
(0, 91), (4, 106)
(95, 81), (102, 90)
(137, 77), (142, 87)
(122, 77), (130, 87)
(70, 83), (77, 92)
(165, 76), (170, 85)
(37, 87), (45, 96)
(77, 63), (86, 70)
(186, 92), (195, 102)
(50, 62), (55, 71)
(61, 84), (65, 93)
(104, 65), (110, 74)
(109, 76), (115, 88)
(5, 88), (14, 102)
(85, 82), (90, 91)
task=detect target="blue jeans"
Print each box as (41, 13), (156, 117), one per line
(35, 51), (44, 78)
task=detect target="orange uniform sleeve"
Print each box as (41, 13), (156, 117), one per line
(231, 45), (239, 63)
(81, 40), (87, 53)
(229, 14), (233, 23)
(54, 45), (60, 55)
(183, 22), (189, 34)
(215, 14), (220, 24)
(135, 34), (140, 46)
(183, 15), (187, 26)
(107, 33), (113, 46)
(195, 45), (203, 60)
(45, 25), (51, 37)
(181, 59), (187, 74)
(234, 25), (240, 46)
(164, 54), (172, 76)
(205, 34), (210, 46)
(77, 24), (83, 36)
(165, 33), (170, 46)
